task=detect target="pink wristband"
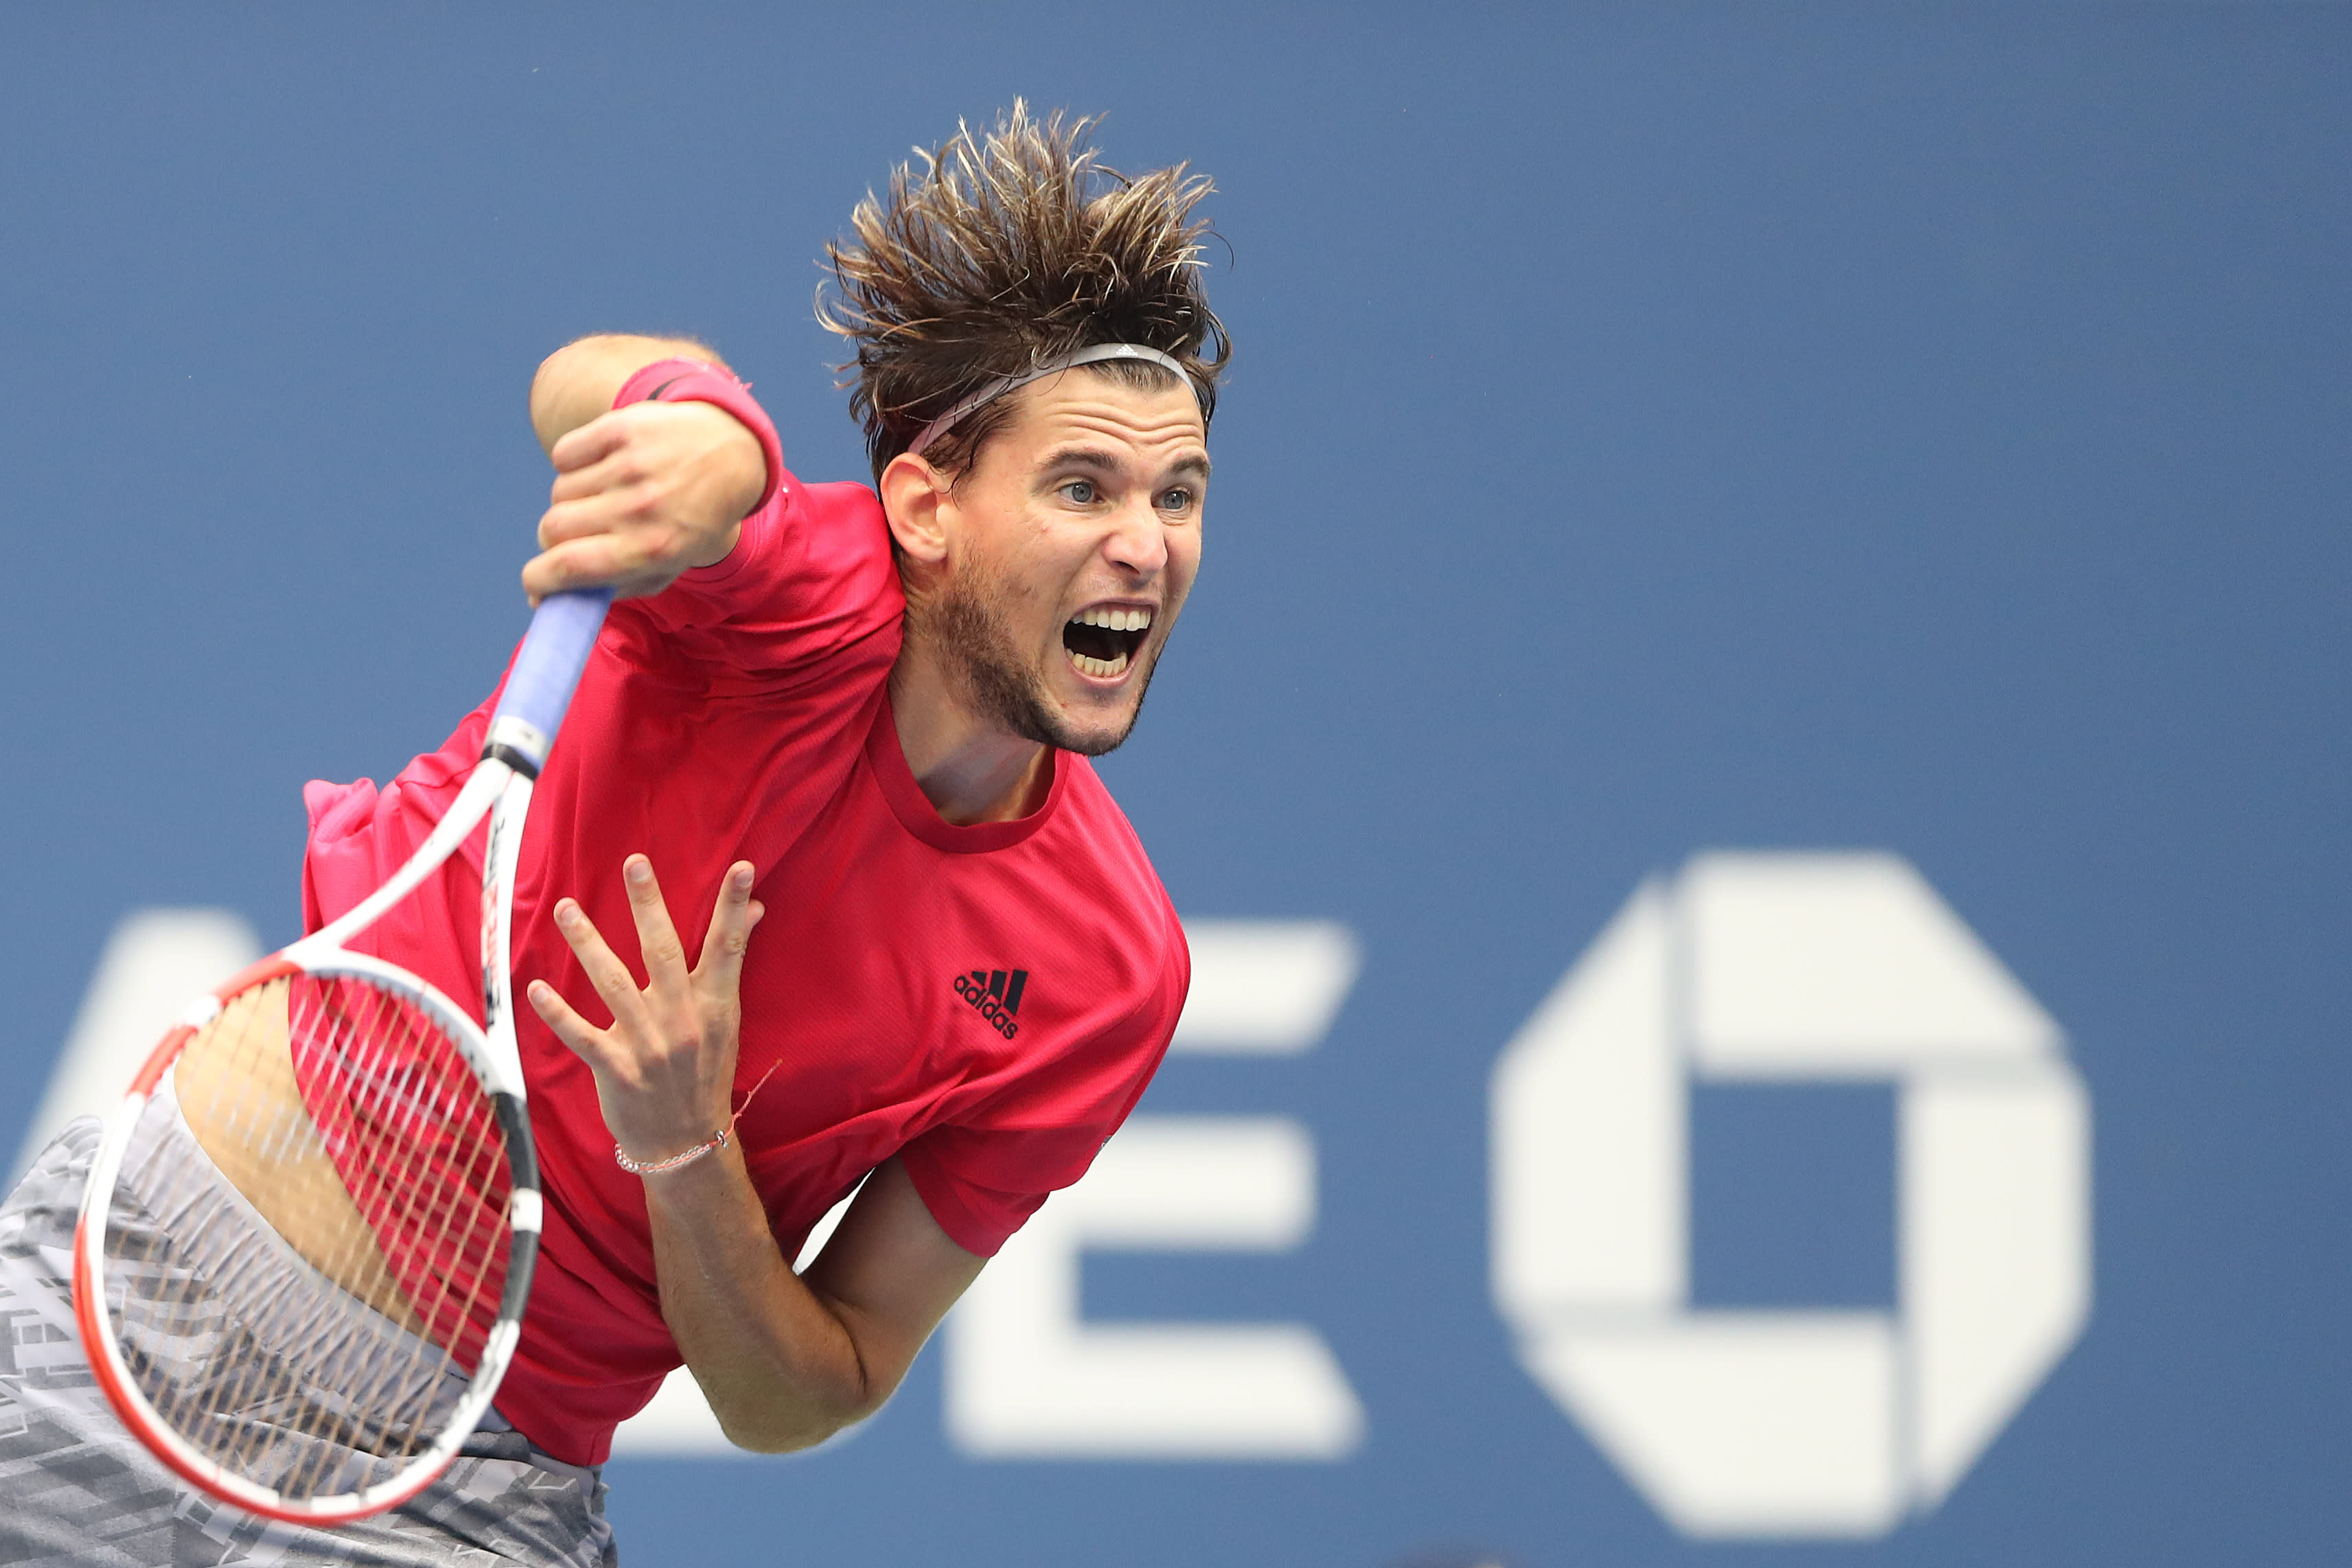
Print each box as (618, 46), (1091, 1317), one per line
(613, 358), (785, 515)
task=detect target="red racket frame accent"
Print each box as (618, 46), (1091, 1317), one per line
(67, 949), (536, 1523)
(70, 953), (461, 1524)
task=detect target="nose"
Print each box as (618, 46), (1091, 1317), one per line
(1103, 493), (1168, 579)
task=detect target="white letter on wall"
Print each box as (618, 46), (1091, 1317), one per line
(15, 909), (262, 1182)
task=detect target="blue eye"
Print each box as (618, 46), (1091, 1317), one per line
(1060, 480), (1098, 504)
(1158, 487), (1192, 511)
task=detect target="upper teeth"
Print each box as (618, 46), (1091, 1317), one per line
(1073, 607), (1152, 632)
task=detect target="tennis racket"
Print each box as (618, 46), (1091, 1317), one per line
(71, 588), (612, 1524)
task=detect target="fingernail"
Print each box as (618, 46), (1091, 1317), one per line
(555, 901), (578, 925)
(626, 858), (651, 884)
(733, 865), (754, 892)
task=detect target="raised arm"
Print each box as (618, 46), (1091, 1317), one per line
(522, 334), (773, 603)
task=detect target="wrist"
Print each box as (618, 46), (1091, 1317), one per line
(615, 1122), (735, 1177)
(615, 358), (784, 517)
(635, 1134), (754, 1214)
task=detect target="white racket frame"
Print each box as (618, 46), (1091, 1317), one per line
(73, 750), (548, 1523)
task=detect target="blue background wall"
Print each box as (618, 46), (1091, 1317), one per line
(2, 4), (2344, 1565)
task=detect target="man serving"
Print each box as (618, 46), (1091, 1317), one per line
(0, 103), (1223, 1567)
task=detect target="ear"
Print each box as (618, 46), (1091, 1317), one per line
(879, 452), (953, 568)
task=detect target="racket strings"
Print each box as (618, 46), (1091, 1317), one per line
(203, 1013), (358, 1474)
(179, 984), (372, 1487)
(119, 1003), (338, 1466)
(98, 972), (514, 1501)
(240, 976), (493, 1489)
(278, 992), (496, 1499)
(283, 977), (509, 1486)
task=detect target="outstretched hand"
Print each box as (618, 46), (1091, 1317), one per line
(522, 398), (765, 603)
(527, 855), (765, 1171)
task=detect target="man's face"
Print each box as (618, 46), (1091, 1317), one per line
(921, 371), (1208, 757)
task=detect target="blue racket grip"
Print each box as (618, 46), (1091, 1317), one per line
(484, 588), (614, 775)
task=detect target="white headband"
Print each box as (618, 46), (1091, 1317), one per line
(906, 342), (1199, 457)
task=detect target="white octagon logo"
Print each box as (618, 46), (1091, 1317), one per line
(1490, 851), (2091, 1538)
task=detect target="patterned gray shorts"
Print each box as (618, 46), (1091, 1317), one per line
(0, 1122), (616, 1568)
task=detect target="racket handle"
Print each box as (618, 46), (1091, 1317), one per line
(485, 588), (614, 776)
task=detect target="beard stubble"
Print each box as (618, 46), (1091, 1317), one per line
(925, 564), (1157, 759)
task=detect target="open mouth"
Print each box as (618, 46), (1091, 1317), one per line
(1061, 606), (1152, 679)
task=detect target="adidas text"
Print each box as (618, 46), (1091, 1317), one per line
(953, 968), (1028, 1039)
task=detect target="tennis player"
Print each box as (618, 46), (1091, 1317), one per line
(0, 104), (1222, 1565)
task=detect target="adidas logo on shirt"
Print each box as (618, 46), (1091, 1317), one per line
(952, 968), (1028, 1039)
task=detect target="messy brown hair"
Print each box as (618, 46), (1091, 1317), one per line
(818, 102), (1230, 484)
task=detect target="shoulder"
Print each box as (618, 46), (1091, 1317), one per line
(607, 473), (903, 668)
(1048, 758), (1172, 896)
(1035, 758), (1190, 1017)
(695, 473), (895, 603)
(785, 478), (895, 561)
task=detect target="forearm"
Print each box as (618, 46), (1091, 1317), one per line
(641, 1146), (877, 1453)
(529, 864), (982, 1453)
(529, 333), (731, 457)
(522, 336), (770, 599)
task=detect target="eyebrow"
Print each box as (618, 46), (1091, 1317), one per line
(1039, 445), (1213, 482)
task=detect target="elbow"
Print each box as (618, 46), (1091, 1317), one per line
(714, 1390), (884, 1455)
(528, 334), (727, 457)
(708, 1359), (892, 1455)
(528, 338), (619, 457)
(718, 1416), (838, 1455)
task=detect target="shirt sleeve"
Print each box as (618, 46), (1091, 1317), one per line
(897, 936), (1189, 1258)
(579, 363), (902, 682)
(599, 475), (905, 689)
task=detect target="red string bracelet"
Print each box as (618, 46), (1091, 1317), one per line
(614, 1060), (783, 1177)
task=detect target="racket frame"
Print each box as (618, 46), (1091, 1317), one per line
(70, 588), (608, 1525)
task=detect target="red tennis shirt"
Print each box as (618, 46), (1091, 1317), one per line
(299, 393), (1189, 1466)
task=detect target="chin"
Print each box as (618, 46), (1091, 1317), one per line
(1052, 718), (1138, 757)
(1039, 668), (1156, 757)
(1037, 696), (1143, 757)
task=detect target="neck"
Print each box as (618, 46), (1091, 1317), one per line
(888, 637), (1052, 827)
